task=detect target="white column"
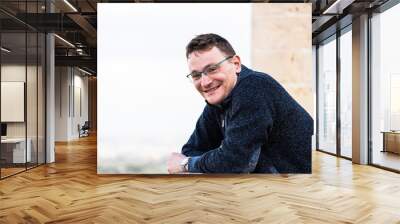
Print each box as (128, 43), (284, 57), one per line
(46, 33), (55, 163)
(45, 1), (55, 163)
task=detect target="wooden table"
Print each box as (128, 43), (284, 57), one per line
(381, 131), (400, 154)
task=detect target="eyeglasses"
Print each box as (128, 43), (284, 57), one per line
(186, 55), (234, 82)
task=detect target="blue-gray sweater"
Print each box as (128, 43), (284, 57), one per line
(182, 65), (313, 173)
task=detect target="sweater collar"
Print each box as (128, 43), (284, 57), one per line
(205, 64), (252, 110)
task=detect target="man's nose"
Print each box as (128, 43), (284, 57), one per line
(200, 74), (212, 87)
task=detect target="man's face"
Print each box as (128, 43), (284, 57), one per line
(187, 47), (241, 105)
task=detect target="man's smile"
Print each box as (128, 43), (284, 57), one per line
(204, 85), (221, 94)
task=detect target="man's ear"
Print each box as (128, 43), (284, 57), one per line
(233, 55), (241, 73)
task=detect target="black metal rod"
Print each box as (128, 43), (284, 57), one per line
(44, 0), (47, 164)
(0, 23), (2, 179)
(25, 0), (28, 172)
(316, 45), (320, 150)
(367, 11), (373, 165)
(336, 27), (341, 157)
(37, 0), (39, 167)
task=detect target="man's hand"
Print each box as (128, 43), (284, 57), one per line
(167, 152), (187, 174)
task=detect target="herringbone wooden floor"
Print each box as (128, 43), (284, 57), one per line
(1, 135), (400, 224)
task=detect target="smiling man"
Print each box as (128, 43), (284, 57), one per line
(167, 33), (313, 174)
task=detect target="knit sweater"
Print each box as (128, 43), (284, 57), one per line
(182, 65), (314, 173)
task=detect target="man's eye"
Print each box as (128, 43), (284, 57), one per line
(191, 72), (202, 79)
(206, 65), (218, 74)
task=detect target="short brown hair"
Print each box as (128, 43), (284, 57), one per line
(185, 33), (236, 59)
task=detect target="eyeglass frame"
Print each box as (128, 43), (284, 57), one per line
(186, 55), (234, 82)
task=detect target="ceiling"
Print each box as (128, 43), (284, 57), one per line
(0, 0), (392, 75)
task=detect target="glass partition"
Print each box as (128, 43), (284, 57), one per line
(26, 0), (43, 169)
(0, 1), (46, 179)
(317, 35), (337, 155)
(339, 27), (352, 158)
(371, 4), (400, 171)
(27, 30), (38, 169)
(1, 31), (28, 177)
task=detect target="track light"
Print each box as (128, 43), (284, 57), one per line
(322, 0), (355, 15)
(1, 47), (11, 53)
(78, 67), (93, 76)
(54, 34), (75, 48)
(63, 0), (78, 12)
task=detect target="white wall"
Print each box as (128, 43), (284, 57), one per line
(1, 65), (37, 137)
(55, 67), (89, 141)
(72, 72), (89, 138)
(1, 65), (26, 129)
(55, 67), (69, 141)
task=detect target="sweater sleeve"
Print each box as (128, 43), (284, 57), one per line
(189, 84), (274, 173)
(181, 106), (223, 157)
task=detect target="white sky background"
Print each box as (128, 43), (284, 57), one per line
(98, 3), (251, 173)
(377, 4), (400, 130)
